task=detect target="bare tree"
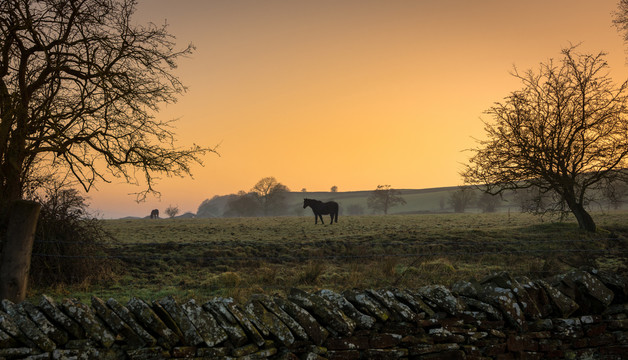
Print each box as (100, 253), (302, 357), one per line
(367, 185), (406, 214)
(165, 205), (179, 218)
(223, 191), (261, 217)
(448, 186), (476, 213)
(251, 177), (290, 216)
(615, 0), (628, 54)
(463, 48), (628, 231)
(0, 0), (213, 213)
(513, 187), (550, 213)
(601, 178), (628, 210)
(477, 192), (499, 213)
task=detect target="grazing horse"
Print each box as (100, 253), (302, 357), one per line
(303, 198), (339, 224)
(150, 209), (159, 219)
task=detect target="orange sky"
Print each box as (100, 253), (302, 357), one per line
(87, 0), (628, 218)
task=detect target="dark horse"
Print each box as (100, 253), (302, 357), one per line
(303, 198), (339, 224)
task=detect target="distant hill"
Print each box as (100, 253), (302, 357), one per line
(194, 186), (521, 218)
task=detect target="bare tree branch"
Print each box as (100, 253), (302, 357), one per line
(0, 0), (215, 205)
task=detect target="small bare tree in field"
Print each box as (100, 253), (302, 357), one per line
(165, 205), (180, 218)
(449, 186), (476, 213)
(463, 48), (628, 232)
(367, 185), (406, 214)
(251, 177), (290, 216)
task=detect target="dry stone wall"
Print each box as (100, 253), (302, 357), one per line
(0, 268), (626, 359)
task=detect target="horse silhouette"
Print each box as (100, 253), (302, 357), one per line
(303, 198), (338, 224)
(150, 209), (159, 219)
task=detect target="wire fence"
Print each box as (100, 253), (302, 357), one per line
(31, 237), (627, 262)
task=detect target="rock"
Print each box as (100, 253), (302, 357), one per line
(481, 272), (542, 320)
(38, 295), (84, 339)
(126, 297), (178, 349)
(91, 296), (145, 348)
(219, 298), (266, 347)
(157, 296), (204, 346)
(553, 318), (583, 339)
(17, 301), (68, 346)
(458, 296), (503, 321)
(196, 347), (229, 358)
(250, 294), (309, 341)
(203, 300), (249, 346)
(242, 301), (270, 337)
(587, 269), (628, 303)
(126, 346), (171, 359)
(180, 299), (228, 347)
(60, 299), (115, 348)
(555, 270), (615, 313)
(0, 347), (38, 358)
(316, 289), (376, 329)
(1, 300), (55, 352)
(519, 277), (554, 318)
(232, 342), (259, 357)
(274, 297), (329, 346)
(416, 285), (465, 316)
(151, 300), (185, 342)
(451, 279), (481, 298)
(106, 298), (157, 347)
(366, 289), (419, 322)
(392, 289), (435, 318)
(476, 285), (526, 332)
(288, 288), (355, 336)
(536, 280), (579, 318)
(0, 311), (27, 348)
(363, 348), (408, 359)
(245, 300), (295, 346)
(343, 289), (390, 322)
(0, 326), (18, 349)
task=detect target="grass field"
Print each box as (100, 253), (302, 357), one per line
(28, 211), (628, 303)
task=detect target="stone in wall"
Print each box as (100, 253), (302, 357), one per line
(126, 297), (178, 349)
(106, 297), (157, 347)
(550, 270), (614, 314)
(203, 299), (249, 346)
(366, 289), (419, 322)
(180, 299), (228, 347)
(536, 279), (580, 318)
(288, 288), (355, 337)
(60, 298), (115, 348)
(220, 297), (266, 346)
(274, 296), (329, 346)
(38, 295), (84, 339)
(91, 296), (145, 348)
(481, 272), (543, 320)
(17, 299), (68, 346)
(244, 299), (295, 346)
(250, 294), (309, 341)
(476, 284), (526, 331)
(1, 299), (55, 352)
(342, 289), (391, 322)
(316, 289), (376, 330)
(416, 284), (465, 316)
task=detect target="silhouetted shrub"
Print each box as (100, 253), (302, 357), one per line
(30, 187), (119, 286)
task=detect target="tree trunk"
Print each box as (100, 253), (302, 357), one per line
(0, 200), (41, 302)
(567, 200), (596, 232)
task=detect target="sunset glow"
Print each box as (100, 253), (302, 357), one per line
(87, 0), (628, 218)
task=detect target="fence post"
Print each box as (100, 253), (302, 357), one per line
(0, 200), (41, 302)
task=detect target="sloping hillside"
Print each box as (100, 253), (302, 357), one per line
(195, 186), (519, 218)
